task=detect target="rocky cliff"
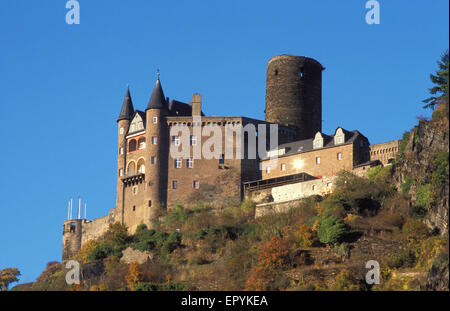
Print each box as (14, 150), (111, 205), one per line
(392, 115), (449, 291)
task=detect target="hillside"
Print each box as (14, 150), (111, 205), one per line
(12, 107), (449, 291)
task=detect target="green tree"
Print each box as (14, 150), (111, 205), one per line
(317, 216), (350, 245)
(423, 50), (449, 109)
(0, 268), (21, 291)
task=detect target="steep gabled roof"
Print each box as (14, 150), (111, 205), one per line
(146, 78), (168, 111)
(117, 87), (135, 122)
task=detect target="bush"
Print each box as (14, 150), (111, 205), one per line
(401, 177), (414, 195)
(399, 132), (411, 154)
(161, 232), (182, 260)
(431, 152), (449, 186)
(416, 184), (433, 207)
(367, 166), (391, 186)
(402, 218), (429, 238)
(317, 216), (351, 245)
(387, 249), (416, 269)
(334, 269), (361, 291)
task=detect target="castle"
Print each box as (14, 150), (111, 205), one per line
(62, 55), (399, 260)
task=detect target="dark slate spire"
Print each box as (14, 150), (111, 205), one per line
(117, 86), (135, 122)
(146, 76), (168, 110)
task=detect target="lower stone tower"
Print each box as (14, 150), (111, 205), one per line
(62, 219), (83, 260)
(265, 55), (324, 140)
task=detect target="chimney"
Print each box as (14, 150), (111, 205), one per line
(192, 93), (201, 116)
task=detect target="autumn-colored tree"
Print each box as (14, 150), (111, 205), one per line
(245, 235), (290, 290)
(0, 268), (21, 291)
(295, 224), (315, 248)
(258, 236), (289, 270)
(244, 266), (273, 291)
(75, 239), (100, 263)
(125, 261), (142, 290)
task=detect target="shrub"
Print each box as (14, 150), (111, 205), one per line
(387, 249), (416, 269)
(431, 152), (449, 186)
(415, 183), (434, 211)
(161, 232), (182, 260)
(402, 219), (429, 238)
(334, 269), (361, 291)
(399, 132), (411, 154)
(295, 224), (316, 248)
(401, 177), (414, 195)
(367, 166), (391, 185)
(317, 216), (351, 245)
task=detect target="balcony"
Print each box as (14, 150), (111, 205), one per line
(122, 173), (145, 187)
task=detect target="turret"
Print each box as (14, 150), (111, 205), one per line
(116, 87), (134, 224)
(62, 219), (83, 260)
(145, 77), (169, 226)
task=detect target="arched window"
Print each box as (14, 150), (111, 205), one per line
(127, 162), (136, 176)
(137, 158), (145, 174)
(138, 137), (146, 149)
(129, 139), (137, 152)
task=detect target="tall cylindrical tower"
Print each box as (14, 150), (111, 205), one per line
(265, 55), (324, 140)
(145, 78), (169, 227)
(116, 87), (134, 224)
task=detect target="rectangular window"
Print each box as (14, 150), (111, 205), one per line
(119, 168), (123, 177)
(153, 116), (158, 124)
(174, 158), (182, 168)
(151, 156), (156, 164)
(193, 180), (199, 189)
(172, 136), (180, 146)
(190, 135), (197, 146)
(133, 187), (138, 195)
(281, 164), (286, 171)
(337, 153), (342, 160)
(120, 127), (124, 135)
(172, 180), (178, 189)
(187, 158), (194, 168)
(152, 136), (157, 145)
(138, 122), (143, 130)
(139, 141), (146, 149)
(219, 154), (225, 165)
(120, 147), (124, 155)
(316, 157), (321, 164)
(266, 166), (271, 174)
(148, 200), (152, 207)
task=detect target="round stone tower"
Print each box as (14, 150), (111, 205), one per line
(62, 219), (83, 260)
(145, 77), (169, 226)
(265, 55), (324, 140)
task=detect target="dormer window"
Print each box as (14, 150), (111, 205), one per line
(334, 128), (345, 145)
(313, 132), (324, 149)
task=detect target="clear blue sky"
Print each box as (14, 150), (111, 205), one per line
(0, 0), (448, 285)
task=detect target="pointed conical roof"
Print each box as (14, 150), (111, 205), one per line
(146, 78), (168, 110)
(117, 87), (135, 122)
